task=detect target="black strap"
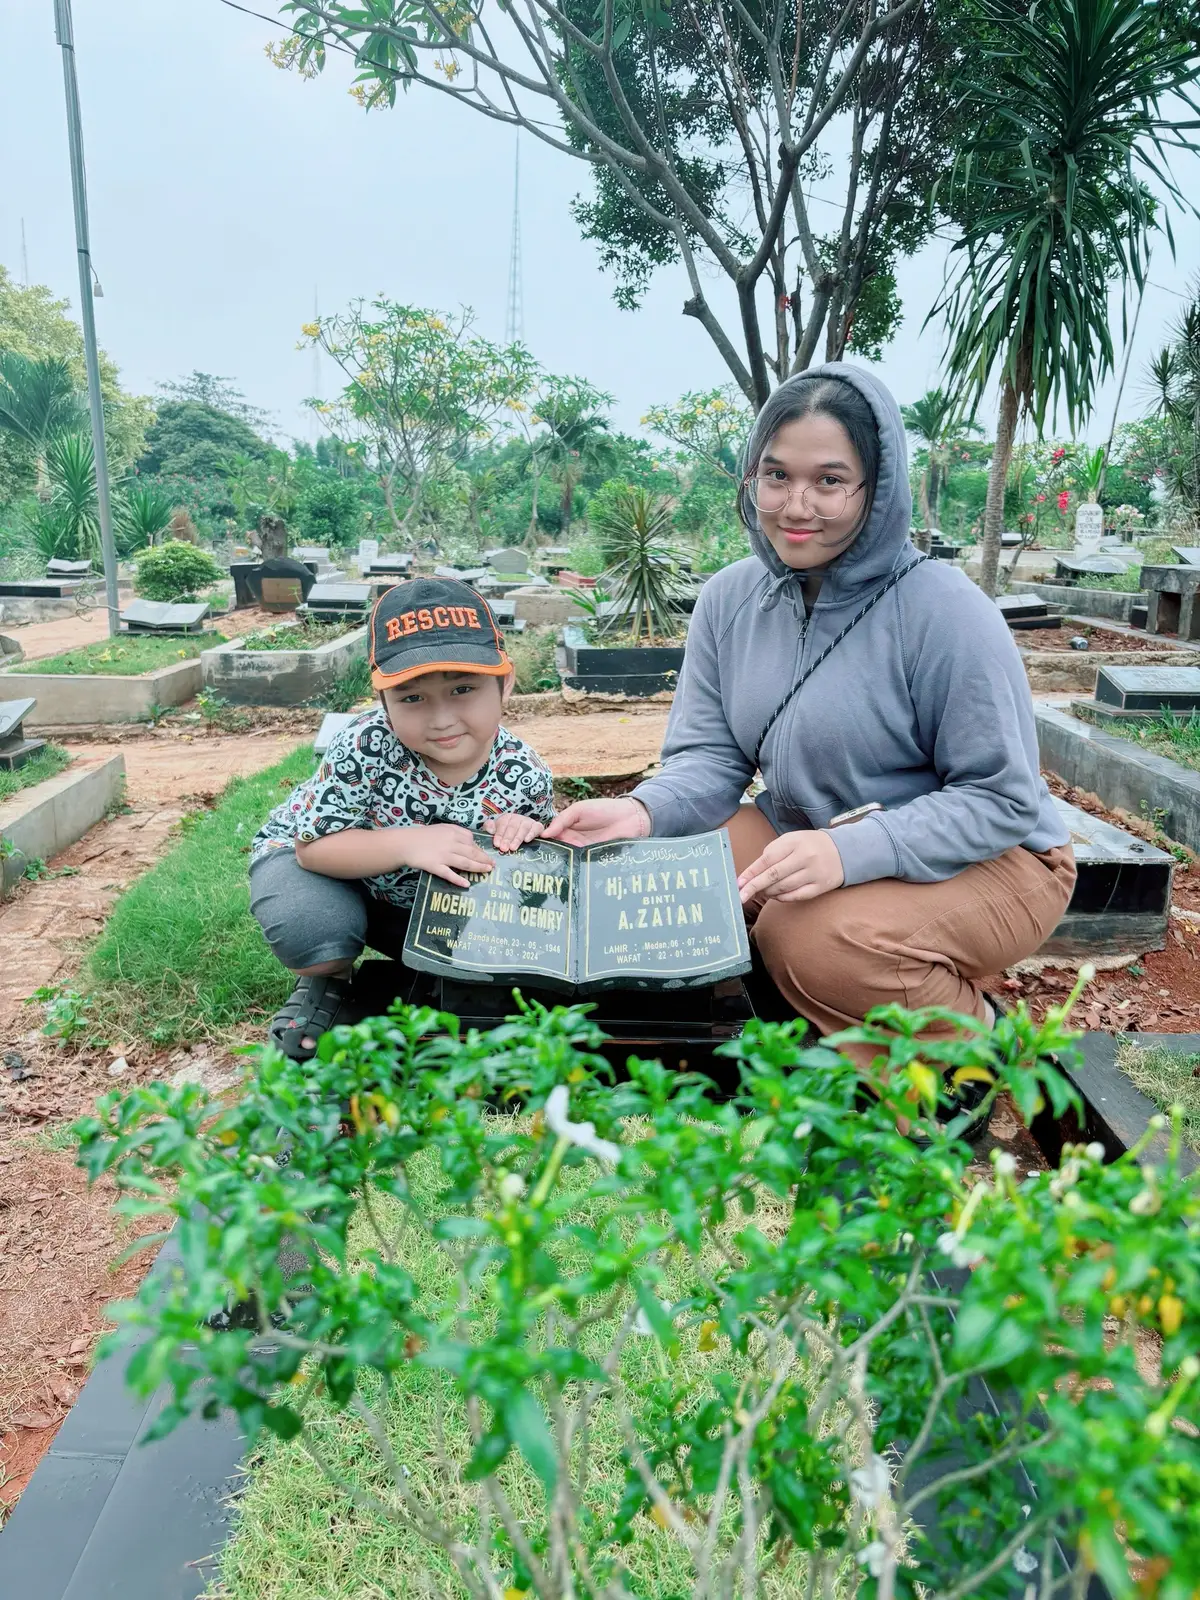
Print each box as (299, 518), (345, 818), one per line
(753, 554), (930, 765)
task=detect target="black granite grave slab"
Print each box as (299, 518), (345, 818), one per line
(306, 581), (371, 616)
(1041, 798), (1173, 957)
(1032, 1031), (1198, 1176)
(0, 1234), (247, 1600)
(0, 579), (83, 598)
(364, 555), (412, 576)
(996, 594), (1048, 620)
(1172, 547), (1200, 566)
(1053, 553), (1132, 581)
(119, 599), (210, 634)
(433, 565), (487, 583)
(1094, 664), (1200, 712)
(0, 695), (46, 768)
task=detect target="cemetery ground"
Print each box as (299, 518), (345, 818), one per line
(2, 682), (1199, 1585)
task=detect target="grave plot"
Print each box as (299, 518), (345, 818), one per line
(1141, 561), (1200, 640)
(202, 619), (369, 708)
(3, 630), (225, 727)
(1017, 616), (1199, 693)
(119, 599), (211, 635)
(299, 580), (372, 622)
(995, 592), (1061, 631)
(1009, 579), (1147, 626)
(0, 576), (89, 625)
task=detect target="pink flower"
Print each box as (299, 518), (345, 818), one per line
(1035, 493), (1046, 503)
(1057, 491), (1070, 512)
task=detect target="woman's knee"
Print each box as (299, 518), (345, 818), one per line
(754, 895), (897, 1016)
(718, 803), (778, 876)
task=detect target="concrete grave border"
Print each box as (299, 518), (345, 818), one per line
(0, 750), (125, 896)
(201, 623), (368, 706)
(1035, 703), (1200, 854)
(1010, 581), (1146, 624)
(1020, 636), (1200, 694)
(4, 659), (203, 726)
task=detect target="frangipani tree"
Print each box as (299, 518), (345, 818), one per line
(934, 0), (1200, 597)
(1149, 284), (1200, 527)
(302, 302), (537, 538)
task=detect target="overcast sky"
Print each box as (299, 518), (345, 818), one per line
(3, 0), (1197, 448)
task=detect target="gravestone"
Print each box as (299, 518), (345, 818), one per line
(45, 557), (92, 578)
(0, 578), (83, 598)
(1053, 553), (1132, 585)
(928, 538), (963, 561)
(1094, 665), (1200, 714)
(1074, 501), (1104, 553)
(364, 553), (412, 578)
(305, 581), (371, 619)
(434, 565), (488, 584)
(484, 546), (530, 575)
(999, 530), (1023, 548)
(314, 711), (358, 755)
(1172, 547), (1200, 567)
(356, 538), (380, 570)
(0, 697), (46, 770)
(1140, 564), (1200, 640)
(229, 560), (261, 609)
(120, 599), (210, 634)
(1042, 797), (1173, 958)
(258, 557), (317, 613)
(996, 594), (1047, 620)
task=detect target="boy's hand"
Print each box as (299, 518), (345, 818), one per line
(482, 814), (545, 853)
(400, 824), (494, 889)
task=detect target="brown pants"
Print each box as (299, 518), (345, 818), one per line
(725, 806), (1076, 1045)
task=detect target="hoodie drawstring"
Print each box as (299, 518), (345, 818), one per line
(759, 570), (808, 621)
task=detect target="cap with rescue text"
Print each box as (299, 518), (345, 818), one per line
(369, 578), (512, 691)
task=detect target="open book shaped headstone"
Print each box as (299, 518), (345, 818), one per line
(1172, 548), (1200, 567)
(995, 594), (1047, 620)
(1054, 553), (1132, 578)
(434, 565), (488, 584)
(999, 530), (1023, 547)
(306, 581), (371, 617)
(1094, 665), (1200, 713)
(120, 599), (210, 633)
(46, 558), (92, 578)
(0, 697), (46, 771)
(364, 554), (412, 576)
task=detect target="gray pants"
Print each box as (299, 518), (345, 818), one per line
(249, 849), (412, 971)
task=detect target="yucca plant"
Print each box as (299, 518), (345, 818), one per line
(589, 484), (683, 644)
(118, 480), (174, 551)
(934, 0), (1200, 596)
(0, 353), (85, 492)
(21, 431), (101, 562)
(1149, 287), (1200, 525)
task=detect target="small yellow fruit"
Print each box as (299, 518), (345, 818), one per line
(1158, 1294), (1184, 1337)
(1137, 1294), (1155, 1318)
(698, 1320), (720, 1352)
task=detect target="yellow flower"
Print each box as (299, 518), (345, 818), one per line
(300, 321), (320, 338)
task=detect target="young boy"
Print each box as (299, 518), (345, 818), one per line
(250, 578), (553, 1058)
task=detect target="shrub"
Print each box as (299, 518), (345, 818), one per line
(505, 625), (561, 693)
(295, 474), (362, 547)
(75, 983), (1200, 1599)
(134, 539), (222, 601)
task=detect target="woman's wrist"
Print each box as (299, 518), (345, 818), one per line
(629, 798), (653, 837)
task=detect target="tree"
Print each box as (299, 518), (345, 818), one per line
(934, 0), (1200, 597)
(265, 0), (971, 406)
(1148, 284), (1200, 527)
(303, 301), (537, 539)
(137, 401), (271, 479)
(156, 371), (273, 432)
(642, 387), (752, 481)
(295, 471), (363, 546)
(899, 388), (981, 540)
(0, 352), (85, 492)
(0, 265), (152, 500)
(23, 432), (102, 563)
(520, 377), (615, 538)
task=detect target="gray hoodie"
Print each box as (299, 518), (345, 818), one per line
(632, 363), (1068, 885)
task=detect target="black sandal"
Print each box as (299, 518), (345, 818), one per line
(269, 974), (358, 1062)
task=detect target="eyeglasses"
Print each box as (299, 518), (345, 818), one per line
(744, 474), (865, 521)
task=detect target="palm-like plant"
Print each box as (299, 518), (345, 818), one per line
(41, 432), (102, 561)
(935, 0), (1200, 596)
(0, 353), (85, 491)
(900, 389), (959, 537)
(590, 486), (683, 644)
(118, 480), (175, 551)
(1149, 288), (1200, 524)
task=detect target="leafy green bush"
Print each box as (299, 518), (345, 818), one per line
(505, 625), (561, 693)
(295, 474), (363, 548)
(134, 539), (223, 602)
(75, 983), (1200, 1600)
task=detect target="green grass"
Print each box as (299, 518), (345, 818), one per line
(83, 746), (316, 1045)
(1088, 713), (1200, 774)
(1115, 1040), (1200, 1153)
(242, 621), (354, 652)
(0, 742), (70, 803)
(1086, 569), (1145, 593)
(505, 625), (561, 694)
(315, 657), (373, 713)
(210, 1136), (820, 1600)
(10, 633), (224, 677)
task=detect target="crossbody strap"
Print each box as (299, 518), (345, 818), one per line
(753, 553), (930, 766)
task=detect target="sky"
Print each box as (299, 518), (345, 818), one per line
(3, 0), (1198, 449)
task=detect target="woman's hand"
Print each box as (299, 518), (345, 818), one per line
(543, 797), (651, 847)
(737, 829), (844, 905)
(483, 813), (545, 853)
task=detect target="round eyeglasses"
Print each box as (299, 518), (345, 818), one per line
(744, 475), (865, 521)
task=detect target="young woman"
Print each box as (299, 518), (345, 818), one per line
(545, 364), (1075, 1050)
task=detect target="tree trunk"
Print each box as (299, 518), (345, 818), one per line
(928, 457), (942, 526)
(255, 514), (287, 560)
(917, 465), (932, 531)
(528, 469), (540, 538)
(560, 469), (575, 535)
(980, 379), (1020, 598)
(398, 476), (426, 541)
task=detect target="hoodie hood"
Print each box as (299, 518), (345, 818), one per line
(740, 362), (913, 615)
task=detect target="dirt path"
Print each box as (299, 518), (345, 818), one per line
(508, 705), (668, 779)
(8, 601), (294, 665)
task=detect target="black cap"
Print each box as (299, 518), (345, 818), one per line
(369, 578), (511, 691)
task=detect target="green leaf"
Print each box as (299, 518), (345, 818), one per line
(260, 1404), (303, 1440)
(503, 1387), (557, 1494)
(635, 1280), (679, 1358)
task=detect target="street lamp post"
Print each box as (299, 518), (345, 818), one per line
(53, 0), (120, 636)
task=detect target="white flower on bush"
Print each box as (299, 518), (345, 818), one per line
(1013, 1546), (1038, 1575)
(938, 1233), (984, 1269)
(497, 1171), (526, 1204)
(544, 1085), (621, 1166)
(632, 1297), (674, 1336)
(849, 1453), (891, 1510)
(856, 1541), (888, 1578)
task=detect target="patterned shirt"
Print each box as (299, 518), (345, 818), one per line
(250, 708), (555, 906)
